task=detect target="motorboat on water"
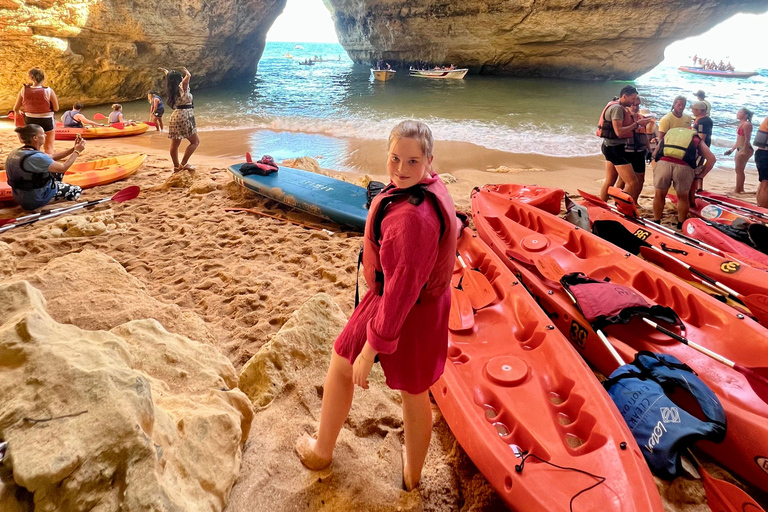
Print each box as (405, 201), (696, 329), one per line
(371, 68), (396, 81)
(678, 66), (757, 78)
(409, 67), (468, 79)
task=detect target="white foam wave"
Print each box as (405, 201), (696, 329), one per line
(198, 115), (602, 157)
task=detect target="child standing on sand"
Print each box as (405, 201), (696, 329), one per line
(296, 120), (459, 490)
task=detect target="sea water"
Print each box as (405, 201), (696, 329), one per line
(113, 41), (766, 172)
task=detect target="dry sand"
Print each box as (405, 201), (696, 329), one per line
(1, 124), (766, 511)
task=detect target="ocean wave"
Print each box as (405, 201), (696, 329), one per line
(197, 115), (602, 157)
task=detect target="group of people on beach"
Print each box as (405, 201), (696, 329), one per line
(5, 66), (201, 210)
(691, 55), (734, 71)
(599, 86), (768, 229)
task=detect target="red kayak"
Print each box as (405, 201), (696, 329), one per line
(673, 192), (767, 226)
(479, 184), (564, 215)
(697, 191), (768, 220)
(682, 218), (768, 269)
(578, 196), (768, 325)
(472, 187), (768, 492)
(433, 228), (663, 511)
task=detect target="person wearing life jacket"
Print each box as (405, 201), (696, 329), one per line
(296, 120), (459, 491)
(654, 96), (692, 160)
(598, 85), (652, 203)
(653, 127), (716, 229)
(12, 67), (59, 156)
(108, 104), (137, 126)
(147, 91), (165, 131)
(5, 124), (86, 211)
(754, 116), (768, 207)
(61, 102), (101, 129)
(617, 97), (653, 192)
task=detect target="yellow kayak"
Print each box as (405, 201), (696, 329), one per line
(0, 153), (146, 202)
(55, 123), (150, 140)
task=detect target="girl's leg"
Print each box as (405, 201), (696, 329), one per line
(170, 138), (182, 169)
(44, 130), (55, 156)
(401, 389), (432, 490)
(180, 133), (200, 168)
(734, 148), (752, 193)
(158, 117), (164, 131)
(600, 161), (618, 201)
(615, 163), (640, 203)
(296, 350), (355, 469)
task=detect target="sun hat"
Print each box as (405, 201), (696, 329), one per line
(691, 101), (708, 111)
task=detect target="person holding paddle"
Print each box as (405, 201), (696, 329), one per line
(296, 120), (459, 491)
(4, 125), (85, 211)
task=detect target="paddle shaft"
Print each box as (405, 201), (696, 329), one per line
(0, 201), (92, 227)
(0, 196), (112, 233)
(648, 246), (741, 298)
(561, 284), (625, 367)
(642, 318), (735, 368)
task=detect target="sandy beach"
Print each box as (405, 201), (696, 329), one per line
(1, 124), (767, 511)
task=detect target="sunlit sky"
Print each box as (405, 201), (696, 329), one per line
(267, 2), (768, 69)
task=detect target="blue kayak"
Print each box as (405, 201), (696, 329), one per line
(228, 163), (369, 231)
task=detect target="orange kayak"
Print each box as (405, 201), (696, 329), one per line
(55, 123), (149, 140)
(480, 184), (564, 215)
(0, 153), (146, 202)
(432, 228), (663, 511)
(682, 218), (768, 269)
(472, 187), (768, 492)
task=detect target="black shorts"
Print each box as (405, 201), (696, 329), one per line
(626, 150), (647, 174)
(602, 143), (630, 166)
(153, 108), (164, 118)
(756, 150), (768, 182)
(24, 116), (54, 132)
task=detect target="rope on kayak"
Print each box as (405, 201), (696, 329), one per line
(514, 452), (606, 512)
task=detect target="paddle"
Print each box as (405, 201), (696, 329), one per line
(456, 253), (496, 309)
(0, 186), (140, 234)
(687, 452), (766, 512)
(245, 152), (253, 163)
(93, 113), (107, 120)
(449, 285), (474, 331)
(696, 193), (768, 222)
(536, 255), (768, 512)
(0, 200), (93, 227)
(641, 318), (768, 406)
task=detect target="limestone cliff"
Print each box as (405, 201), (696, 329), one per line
(0, 0), (286, 110)
(327, 0), (768, 79)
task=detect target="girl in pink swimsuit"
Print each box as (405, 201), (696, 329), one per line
(725, 107), (754, 193)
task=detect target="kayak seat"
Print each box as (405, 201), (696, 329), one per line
(630, 271), (710, 327)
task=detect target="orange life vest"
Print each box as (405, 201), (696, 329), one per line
(597, 101), (632, 139)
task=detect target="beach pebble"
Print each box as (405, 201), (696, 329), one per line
(439, 173), (458, 184)
(0, 242), (16, 276)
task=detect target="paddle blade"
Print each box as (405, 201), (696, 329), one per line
(112, 186), (141, 202)
(449, 287), (474, 331)
(461, 268), (496, 309)
(245, 152), (253, 163)
(93, 113), (106, 120)
(734, 364), (768, 405)
(698, 465), (766, 512)
(0, 217), (16, 227)
(535, 255), (567, 282)
(577, 189), (609, 208)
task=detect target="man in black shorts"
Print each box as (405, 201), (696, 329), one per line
(598, 85), (652, 202)
(754, 115), (768, 207)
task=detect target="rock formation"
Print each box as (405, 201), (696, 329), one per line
(0, 0), (286, 110)
(0, 280), (253, 511)
(328, 0), (768, 79)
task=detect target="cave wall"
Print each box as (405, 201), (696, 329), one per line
(0, 0), (286, 111)
(327, 0), (768, 79)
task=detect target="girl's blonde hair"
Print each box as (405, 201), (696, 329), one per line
(388, 120), (434, 159)
(111, 103), (122, 111)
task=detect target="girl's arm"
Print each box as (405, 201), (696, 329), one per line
(13, 88), (23, 117)
(118, 113), (124, 123)
(181, 67), (191, 92)
(365, 202), (441, 356)
(744, 123), (753, 149)
(49, 89), (59, 112)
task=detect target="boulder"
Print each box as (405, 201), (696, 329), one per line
(281, 156), (322, 174)
(0, 280), (253, 511)
(329, 0), (768, 79)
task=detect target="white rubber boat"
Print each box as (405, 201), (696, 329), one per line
(371, 69), (396, 81)
(409, 68), (468, 79)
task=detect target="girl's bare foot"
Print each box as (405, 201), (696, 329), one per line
(295, 434), (331, 470)
(402, 445), (419, 491)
